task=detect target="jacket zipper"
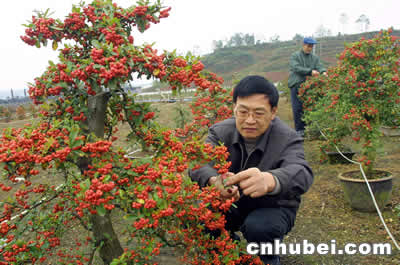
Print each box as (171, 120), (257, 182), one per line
(238, 144), (255, 198)
(239, 143), (245, 170)
(239, 143), (255, 171)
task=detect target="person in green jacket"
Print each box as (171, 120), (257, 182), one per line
(288, 37), (326, 137)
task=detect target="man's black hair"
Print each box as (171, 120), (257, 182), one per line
(233, 75), (279, 108)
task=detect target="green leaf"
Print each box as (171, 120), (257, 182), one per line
(59, 82), (68, 89)
(41, 103), (51, 111)
(123, 214), (139, 221)
(71, 139), (84, 149)
(96, 205), (107, 216)
(77, 80), (85, 90)
(52, 41), (58, 51)
(80, 179), (90, 192)
(72, 6), (81, 13)
(103, 175), (111, 182)
(43, 137), (55, 152)
(49, 26), (63, 31)
(160, 198), (168, 210)
(91, 39), (101, 48)
(119, 189), (125, 199)
(69, 126), (79, 147)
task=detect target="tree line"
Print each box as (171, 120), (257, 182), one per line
(211, 14), (372, 51)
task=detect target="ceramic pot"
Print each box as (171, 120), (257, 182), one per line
(380, 126), (400, 137)
(325, 151), (355, 164)
(338, 170), (393, 212)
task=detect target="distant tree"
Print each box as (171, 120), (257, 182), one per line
(192, 44), (201, 55)
(255, 33), (266, 44)
(339, 13), (349, 37)
(356, 14), (370, 32)
(292, 33), (304, 45)
(228, 32), (245, 47)
(212, 40), (224, 50)
(315, 24), (332, 38)
(269, 34), (280, 43)
(212, 33), (256, 50)
(243, 33), (255, 46)
(27, 103), (38, 118)
(276, 78), (290, 102)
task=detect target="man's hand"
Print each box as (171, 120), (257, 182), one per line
(208, 172), (240, 201)
(311, 70), (320, 76)
(225, 168), (276, 198)
(322, 72), (328, 77)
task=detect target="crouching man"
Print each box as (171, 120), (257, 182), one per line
(189, 75), (314, 265)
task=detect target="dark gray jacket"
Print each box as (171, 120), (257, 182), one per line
(288, 50), (326, 88)
(189, 117), (313, 208)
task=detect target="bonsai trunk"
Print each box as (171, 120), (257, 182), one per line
(363, 134), (378, 177)
(90, 213), (123, 264)
(85, 92), (124, 264)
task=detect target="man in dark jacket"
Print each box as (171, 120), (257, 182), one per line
(288, 37), (326, 137)
(189, 75), (313, 265)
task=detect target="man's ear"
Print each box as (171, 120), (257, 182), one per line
(271, 106), (278, 120)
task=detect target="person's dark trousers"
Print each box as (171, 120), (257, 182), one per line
(224, 201), (297, 265)
(290, 83), (305, 133)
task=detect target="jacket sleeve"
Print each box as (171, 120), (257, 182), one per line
(188, 126), (220, 188)
(267, 135), (314, 198)
(289, 52), (312, 76)
(315, 56), (326, 73)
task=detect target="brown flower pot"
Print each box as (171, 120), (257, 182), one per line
(325, 151), (355, 164)
(380, 126), (400, 137)
(338, 170), (393, 212)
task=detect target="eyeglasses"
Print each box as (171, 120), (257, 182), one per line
(235, 108), (267, 120)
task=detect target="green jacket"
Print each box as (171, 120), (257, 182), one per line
(288, 50), (326, 88)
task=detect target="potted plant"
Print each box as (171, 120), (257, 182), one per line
(319, 142), (356, 164)
(301, 29), (400, 212)
(380, 106), (400, 136)
(380, 125), (400, 136)
(299, 74), (355, 162)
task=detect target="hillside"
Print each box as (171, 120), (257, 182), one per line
(201, 29), (400, 85)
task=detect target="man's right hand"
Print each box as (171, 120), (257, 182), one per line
(208, 173), (240, 201)
(311, 70), (320, 76)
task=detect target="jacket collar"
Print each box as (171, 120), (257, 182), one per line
(232, 118), (274, 153)
(301, 49), (311, 56)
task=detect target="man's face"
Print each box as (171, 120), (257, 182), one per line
(234, 94), (277, 140)
(303, 43), (314, 54)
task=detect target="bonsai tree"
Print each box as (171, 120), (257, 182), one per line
(15, 106), (26, 120)
(300, 29), (400, 174)
(0, 1), (258, 264)
(0, 106), (12, 123)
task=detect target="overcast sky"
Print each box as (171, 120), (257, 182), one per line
(0, 0), (399, 98)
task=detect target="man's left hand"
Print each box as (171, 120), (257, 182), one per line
(225, 168), (276, 198)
